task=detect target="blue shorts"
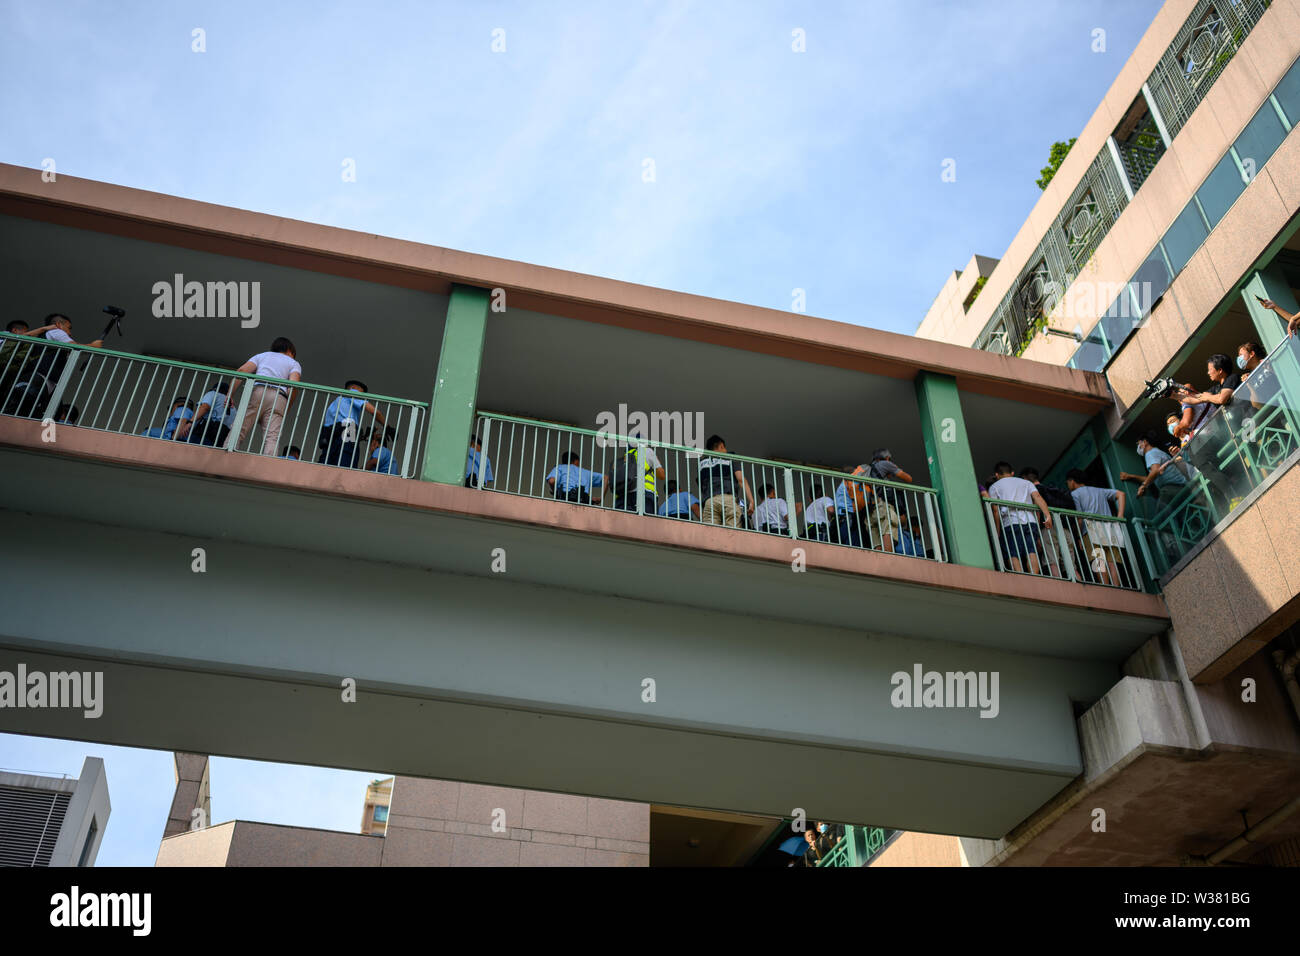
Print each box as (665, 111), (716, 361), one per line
(999, 522), (1041, 562)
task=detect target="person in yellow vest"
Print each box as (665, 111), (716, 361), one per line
(608, 432), (665, 515)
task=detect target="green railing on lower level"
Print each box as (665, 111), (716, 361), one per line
(0, 331), (429, 477)
(982, 498), (1144, 591)
(817, 826), (896, 867)
(1130, 335), (1300, 578)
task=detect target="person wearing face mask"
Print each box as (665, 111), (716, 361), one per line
(1119, 432), (1187, 503)
(1236, 341), (1278, 412)
(1175, 354), (1249, 509)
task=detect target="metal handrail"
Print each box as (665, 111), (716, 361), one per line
(1, 332), (429, 477)
(476, 409), (939, 495)
(474, 411), (949, 562)
(0, 331), (422, 406)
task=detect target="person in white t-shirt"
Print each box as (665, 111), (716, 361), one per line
(985, 461), (1052, 575)
(228, 337), (302, 456)
(754, 483), (800, 534)
(803, 483), (835, 542)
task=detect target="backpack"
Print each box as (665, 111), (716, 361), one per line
(612, 449), (641, 499)
(1036, 483), (1075, 511)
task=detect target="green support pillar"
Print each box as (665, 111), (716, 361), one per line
(914, 372), (993, 570)
(1241, 265), (1298, 353)
(423, 285), (490, 484)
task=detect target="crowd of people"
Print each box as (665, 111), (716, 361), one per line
(7, 313), (1249, 582)
(1, 322), (403, 475)
(480, 433), (932, 557)
(1119, 340), (1278, 519)
(980, 461), (1132, 587)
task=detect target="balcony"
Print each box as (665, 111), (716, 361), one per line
(1132, 335), (1300, 578)
(472, 412), (948, 562)
(0, 166), (1173, 838)
(816, 825), (897, 868)
(0, 332), (428, 477)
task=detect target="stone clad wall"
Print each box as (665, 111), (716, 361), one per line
(382, 777), (649, 867)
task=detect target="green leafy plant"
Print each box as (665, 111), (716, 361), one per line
(962, 275), (988, 312)
(1036, 138), (1077, 190)
(1014, 314), (1050, 356)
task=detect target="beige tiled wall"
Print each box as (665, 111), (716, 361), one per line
(1165, 465), (1300, 681)
(381, 778), (649, 867)
(867, 830), (964, 867)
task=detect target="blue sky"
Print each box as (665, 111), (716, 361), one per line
(0, 0), (1163, 865)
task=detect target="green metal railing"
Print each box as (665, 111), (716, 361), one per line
(473, 411), (949, 562)
(817, 826), (895, 867)
(1131, 335), (1300, 577)
(982, 497), (1144, 591)
(0, 331), (429, 477)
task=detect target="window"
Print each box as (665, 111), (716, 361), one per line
(78, 818), (98, 867)
(1161, 201), (1210, 274)
(1232, 103), (1287, 179)
(373, 805), (388, 823)
(1070, 324), (1111, 373)
(1097, 291), (1140, 361)
(1274, 56), (1300, 126)
(1195, 150), (1246, 227)
(1128, 247), (1172, 318)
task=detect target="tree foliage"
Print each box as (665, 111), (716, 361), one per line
(1036, 138), (1077, 190)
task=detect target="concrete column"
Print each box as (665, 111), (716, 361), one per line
(914, 371), (993, 569)
(162, 752), (211, 840)
(423, 285), (490, 484)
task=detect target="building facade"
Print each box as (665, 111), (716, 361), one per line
(0, 757), (110, 867)
(2, 0), (1299, 868)
(909, 0), (1300, 867)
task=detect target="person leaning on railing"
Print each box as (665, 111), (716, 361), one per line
(228, 337), (301, 457)
(2, 314), (103, 417)
(1120, 431), (1188, 503)
(1065, 469), (1127, 588)
(1173, 354), (1247, 510)
(173, 381), (235, 447)
(986, 462), (1052, 575)
(546, 451), (604, 504)
(319, 379), (386, 468)
(141, 395), (193, 441)
(0, 319), (48, 403)
(867, 447), (913, 521)
(1235, 340), (1280, 412)
(697, 434), (753, 528)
